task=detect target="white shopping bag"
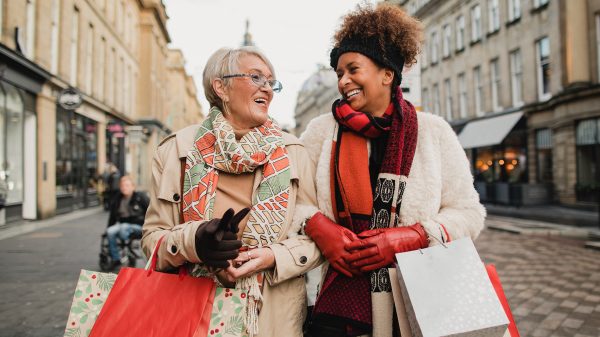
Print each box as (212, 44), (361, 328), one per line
(395, 237), (509, 337)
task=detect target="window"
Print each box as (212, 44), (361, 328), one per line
(536, 128), (553, 183)
(456, 15), (465, 50)
(26, 0), (36, 59)
(576, 119), (600, 202)
(85, 24), (94, 94)
(458, 73), (467, 118)
(421, 44), (428, 70)
(1, 83), (26, 204)
(442, 24), (452, 58)
(488, 0), (500, 32)
(107, 47), (115, 106)
(422, 88), (429, 111)
(433, 83), (441, 116)
(491, 58), (502, 111)
(0, 0), (3, 37)
(508, 0), (521, 21)
(444, 78), (453, 121)
(533, 0), (549, 9)
(431, 31), (439, 64)
(50, 0), (60, 73)
(510, 49), (523, 106)
(596, 14), (600, 81)
(70, 7), (79, 86)
(471, 5), (482, 42)
(536, 37), (551, 100)
(97, 37), (105, 100)
(474, 66), (484, 116)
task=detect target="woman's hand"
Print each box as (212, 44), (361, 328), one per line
(224, 247), (276, 280)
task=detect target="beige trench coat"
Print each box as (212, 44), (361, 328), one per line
(141, 124), (323, 337)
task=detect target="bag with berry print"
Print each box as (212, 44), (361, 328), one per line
(63, 269), (117, 337)
(206, 287), (249, 337)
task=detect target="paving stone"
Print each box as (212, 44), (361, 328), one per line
(561, 318), (584, 329)
(560, 300), (578, 308)
(575, 305), (595, 314)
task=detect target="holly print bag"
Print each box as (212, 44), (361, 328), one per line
(207, 287), (249, 337)
(63, 269), (116, 337)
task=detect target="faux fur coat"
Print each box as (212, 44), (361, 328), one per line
(300, 112), (486, 297)
(300, 112), (486, 319)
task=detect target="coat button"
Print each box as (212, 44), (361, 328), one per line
(299, 256), (307, 264)
(173, 193), (180, 201)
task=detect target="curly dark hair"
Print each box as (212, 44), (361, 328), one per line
(333, 3), (423, 67)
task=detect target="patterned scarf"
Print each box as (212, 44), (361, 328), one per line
(182, 106), (291, 336)
(313, 88), (418, 336)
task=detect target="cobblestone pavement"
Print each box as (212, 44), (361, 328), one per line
(0, 211), (599, 337)
(476, 221), (600, 337)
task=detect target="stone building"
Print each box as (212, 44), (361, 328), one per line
(389, 0), (600, 207)
(0, 0), (202, 224)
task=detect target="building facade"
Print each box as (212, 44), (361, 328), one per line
(390, 0), (600, 207)
(0, 0), (202, 224)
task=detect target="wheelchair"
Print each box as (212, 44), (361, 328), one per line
(98, 229), (144, 271)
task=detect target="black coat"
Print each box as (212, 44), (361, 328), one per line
(107, 191), (150, 227)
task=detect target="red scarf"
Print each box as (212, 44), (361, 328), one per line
(313, 88), (418, 334)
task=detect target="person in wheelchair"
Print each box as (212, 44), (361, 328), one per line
(105, 175), (149, 270)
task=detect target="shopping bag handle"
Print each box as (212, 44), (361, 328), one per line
(146, 236), (188, 279)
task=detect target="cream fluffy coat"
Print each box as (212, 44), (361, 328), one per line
(300, 112), (486, 250)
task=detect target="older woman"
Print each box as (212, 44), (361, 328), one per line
(300, 4), (486, 337)
(142, 46), (322, 337)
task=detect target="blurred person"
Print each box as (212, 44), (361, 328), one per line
(105, 175), (149, 269)
(102, 163), (121, 210)
(300, 4), (486, 336)
(142, 46), (322, 337)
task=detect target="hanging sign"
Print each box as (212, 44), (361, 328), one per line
(58, 87), (83, 110)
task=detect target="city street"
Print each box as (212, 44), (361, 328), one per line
(0, 210), (599, 337)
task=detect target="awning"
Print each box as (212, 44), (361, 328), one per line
(458, 111), (523, 149)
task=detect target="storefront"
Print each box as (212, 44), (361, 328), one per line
(575, 118), (600, 202)
(106, 121), (126, 175)
(459, 111), (552, 205)
(0, 43), (49, 223)
(55, 107), (100, 213)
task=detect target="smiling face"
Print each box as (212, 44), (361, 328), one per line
(217, 54), (274, 130)
(336, 52), (394, 116)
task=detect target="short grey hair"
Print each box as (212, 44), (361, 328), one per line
(203, 46), (276, 110)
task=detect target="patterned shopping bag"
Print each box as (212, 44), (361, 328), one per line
(208, 287), (249, 337)
(64, 270), (117, 337)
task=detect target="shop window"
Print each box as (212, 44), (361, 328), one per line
(536, 128), (553, 183)
(56, 109), (99, 206)
(576, 119), (600, 202)
(2, 83), (25, 204)
(474, 128), (527, 184)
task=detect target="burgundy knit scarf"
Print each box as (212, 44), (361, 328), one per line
(313, 88), (418, 334)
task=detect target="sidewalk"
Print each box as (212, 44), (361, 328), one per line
(484, 203), (600, 250)
(0, 207), (104, 241)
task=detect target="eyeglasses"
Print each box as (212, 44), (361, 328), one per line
(222, 73), (283, 93)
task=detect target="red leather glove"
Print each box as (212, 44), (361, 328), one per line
(344, 224), (429, 272)
(305, 212), (361, 277)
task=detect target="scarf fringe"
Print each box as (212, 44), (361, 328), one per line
(237, 274), (263, 337)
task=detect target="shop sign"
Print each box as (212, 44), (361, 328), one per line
(107, 123), (124, 133)
(58, 87), (83, 110)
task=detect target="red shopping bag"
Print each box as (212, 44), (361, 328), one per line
(486, 264), (521, 337)
(89, 237), (216, 337)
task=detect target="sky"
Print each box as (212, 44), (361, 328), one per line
(163, 0), (377, 127)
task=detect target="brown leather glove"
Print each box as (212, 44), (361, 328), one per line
(305, 212), (360, 277)
(195, 208), (250, 268)
(344, 223), (429, 272)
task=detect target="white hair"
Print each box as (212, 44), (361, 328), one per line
(202, 46), (276, 110)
